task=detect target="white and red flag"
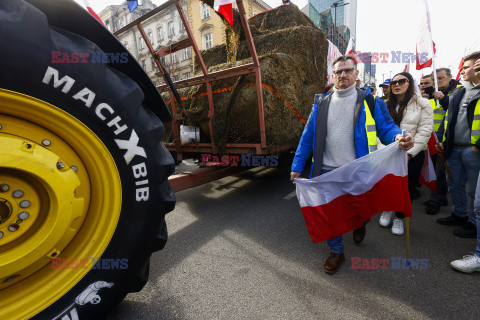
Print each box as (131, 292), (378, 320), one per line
(345, 37), (362, 63)
(456, 57), (464, 81)
(327, 40), (342, 84)
(82, 0), (105, 26)
(416, 0), (436, 70)
(419, 132), (438, 192)
(214, 0), (234, 27)
(295, 142), (412, 243)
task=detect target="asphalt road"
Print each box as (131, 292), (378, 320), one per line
(111, 161), (479, 320)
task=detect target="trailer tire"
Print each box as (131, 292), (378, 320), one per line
(0, 1), (175, 319)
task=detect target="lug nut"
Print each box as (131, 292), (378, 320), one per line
(42, 139), (51, 146)
(0, 184), (9, 192)
(0, 231), (3, 239)
(12, 190), (23, 198)
(18, 211), (29, 220)
(56, 162), (65, 170)
(19, 200), (30, 208)
(71, 166), (78, 172)
(8, 223), (19, 232)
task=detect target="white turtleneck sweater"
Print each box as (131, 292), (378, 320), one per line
(322, 83), (357, 170)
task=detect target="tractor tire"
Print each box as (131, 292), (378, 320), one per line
(0, 1), (175, 319)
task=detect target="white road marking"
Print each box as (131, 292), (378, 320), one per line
(283, 190), (297, 200)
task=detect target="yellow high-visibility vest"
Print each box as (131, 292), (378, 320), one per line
(364, 100), (378, 153)
(429, 98), (446, 132)
(430, 84), (463, 132)
(443, 99), (480, 144)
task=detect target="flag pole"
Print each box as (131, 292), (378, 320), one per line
(405, 217), (411, 259)
(423, 0), (439, 105)
(402, 130), (411, 259)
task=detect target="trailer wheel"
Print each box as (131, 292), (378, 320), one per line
(0, 2), (175, 319)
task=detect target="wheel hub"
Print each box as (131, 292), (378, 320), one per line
(0, 89), (122, 320)
(0, 134), (83, 276)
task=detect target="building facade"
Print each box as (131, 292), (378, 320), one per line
(99, 0), (271, 86)
(301, 0), (356, 53)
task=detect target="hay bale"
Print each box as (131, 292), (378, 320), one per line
(249, 4), (316, 35)
(167, 5), (327, 150)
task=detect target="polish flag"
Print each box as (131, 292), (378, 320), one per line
(82, 0), (105, 26)
(214, 0), (234, 27)
(416, 0), (436, 70)
(295, 142), (411, 243)
(327, 40), (342, 84)
(418, 132), (438, 192)
(418, 149), (437, 193)
(456, 57), (464, 81)
(345, 37), (361, 63)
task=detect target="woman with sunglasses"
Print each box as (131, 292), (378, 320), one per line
(379, 72), (434, 235)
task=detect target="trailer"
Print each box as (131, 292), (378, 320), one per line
(113, 0), (294, 193)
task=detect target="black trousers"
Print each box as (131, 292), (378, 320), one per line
(396, 151), (425, 219)
(428, 153), (448, 204)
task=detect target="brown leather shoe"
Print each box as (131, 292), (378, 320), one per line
(324, 252), (345, 274)
(353, 226), (366, 244)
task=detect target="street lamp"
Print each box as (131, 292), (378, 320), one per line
(331, 0), (349, 50)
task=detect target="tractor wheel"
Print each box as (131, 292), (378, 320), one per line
(0, 1), (175, 319)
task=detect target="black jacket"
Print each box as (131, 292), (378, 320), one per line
(436, 79), (462, 110)
(440, 86), (480, 158)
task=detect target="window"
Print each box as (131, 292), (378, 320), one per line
(203, 32), (212, 49)
(168, 21), (174, 36)
(201, 4), (210, 20)
(148, 31), (153, 45)
(184, 72), (191, 79)
(172, 53), (177, 64)
(183, 48), (191, 60)
(105, 19), (111, 31)
(180, 20), (185, 30)
(139, 37), (144, 49)
(141, 59), (146, 70)
(151, 58), (156, 71)
(157, 27), (163, 41)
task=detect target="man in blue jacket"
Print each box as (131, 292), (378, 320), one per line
(290, 55), (413, 274)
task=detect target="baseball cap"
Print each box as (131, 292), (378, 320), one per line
(379, 79), (391, 87)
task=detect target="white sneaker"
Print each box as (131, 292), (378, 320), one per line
(391, 219), (404, 235)
(450, 255), (480, 273)
(379, 211), (394, 227)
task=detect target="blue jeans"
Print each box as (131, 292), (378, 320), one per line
(320, 169), (367, 254)
(446, 147), (480, 224)
(475, 173), (480, 257)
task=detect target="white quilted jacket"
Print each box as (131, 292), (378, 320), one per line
(396, 93), (434, 157)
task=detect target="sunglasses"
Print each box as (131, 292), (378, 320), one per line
(333, 68), (356, 76)
(390, 79), (409, 86)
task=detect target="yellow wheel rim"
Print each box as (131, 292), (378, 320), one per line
(0, 89), (122, 320)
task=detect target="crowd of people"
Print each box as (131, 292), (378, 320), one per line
(290, 51), (480, 275)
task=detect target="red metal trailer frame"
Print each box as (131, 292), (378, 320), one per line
(114, 0), (291, 192)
